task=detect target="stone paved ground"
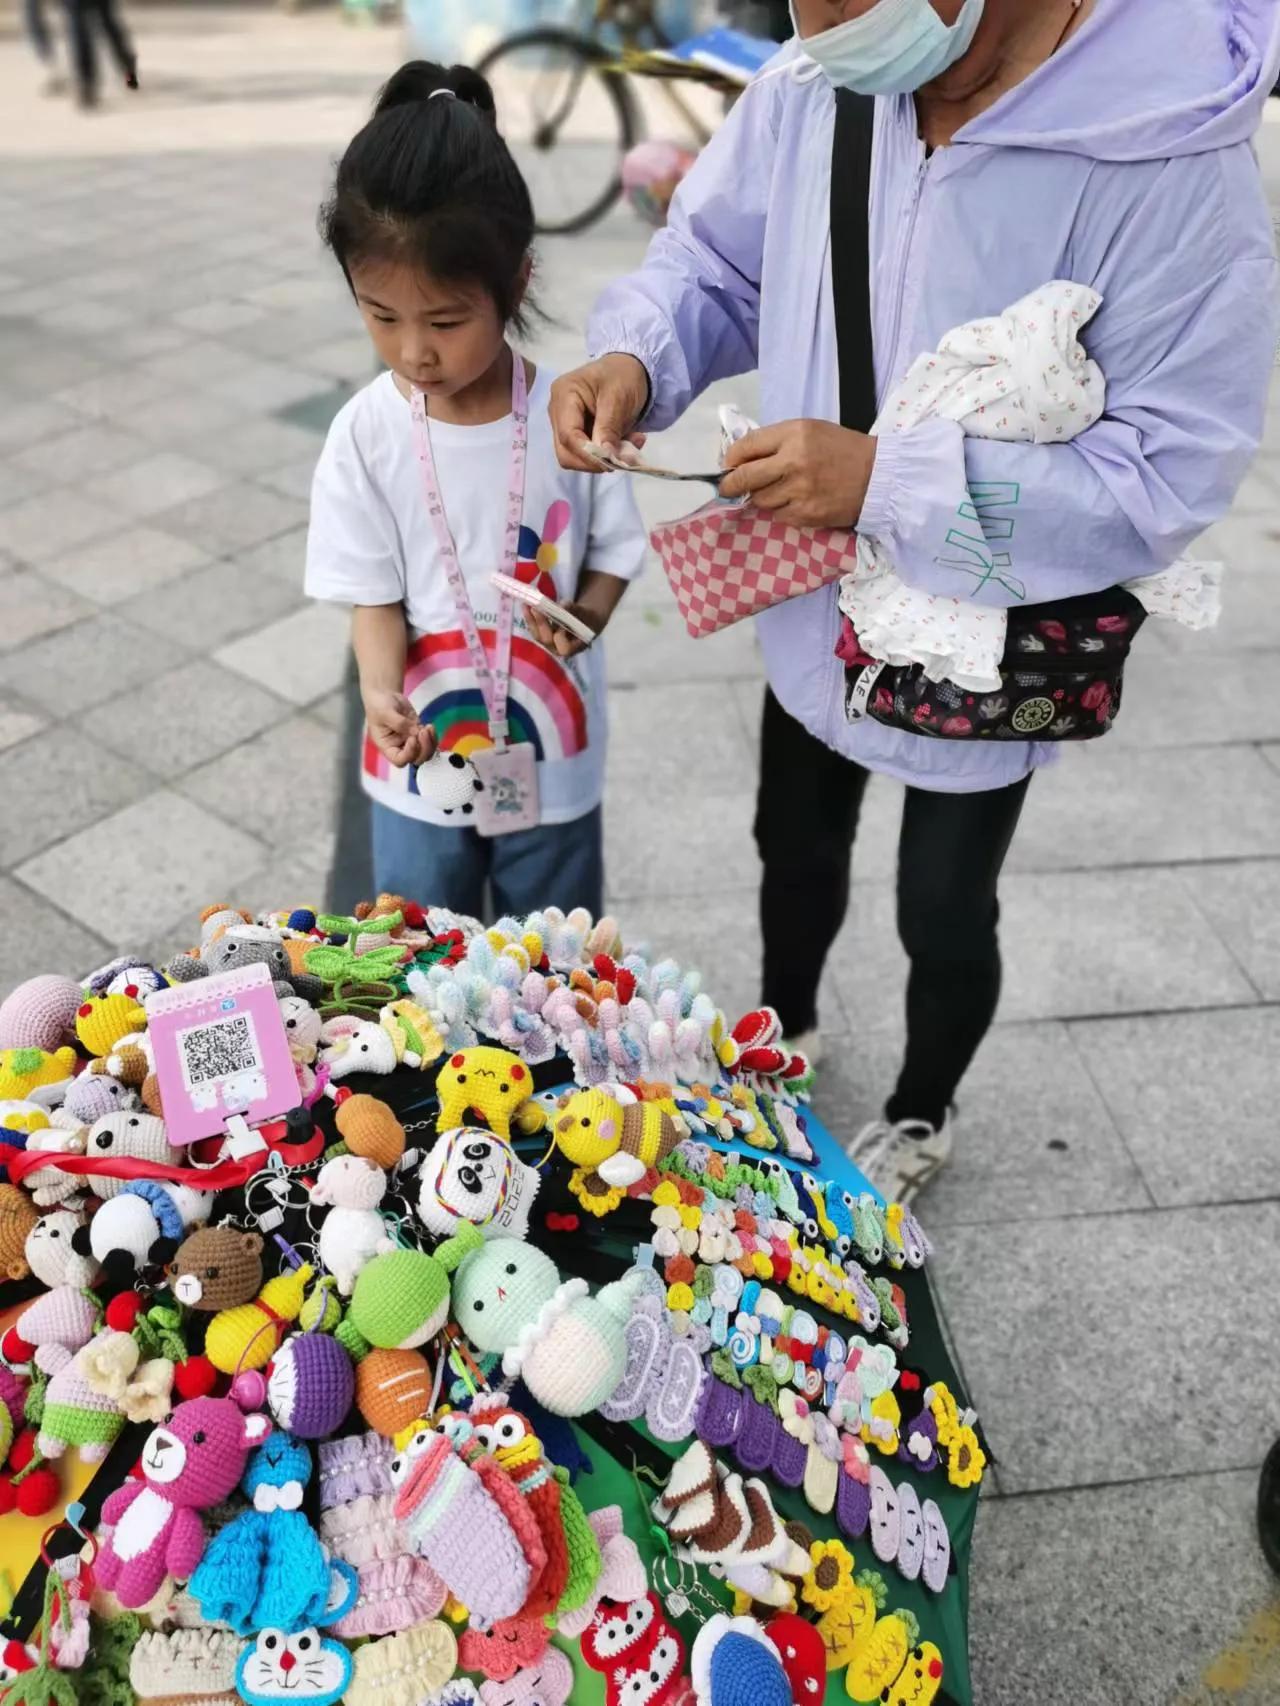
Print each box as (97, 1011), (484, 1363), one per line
(2, 8), (1279, 1701)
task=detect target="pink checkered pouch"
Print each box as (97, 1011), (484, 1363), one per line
(650, 500), (859, 638)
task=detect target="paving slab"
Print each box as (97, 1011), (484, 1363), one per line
(16, 791), (267, 949)
(932, 1201), (1280, 1492)
(1070, 1006), (1280, 1207)
(968, 1470), (1278, 1706)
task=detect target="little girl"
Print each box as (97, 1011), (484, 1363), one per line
(306, 61), (645, 921)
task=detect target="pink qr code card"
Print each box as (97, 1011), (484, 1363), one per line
(147, 962), (301, 1144)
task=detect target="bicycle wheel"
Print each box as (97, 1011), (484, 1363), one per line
(477, 28), (639, 237)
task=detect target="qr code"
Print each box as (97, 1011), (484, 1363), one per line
(180, 1014), (259, 1087)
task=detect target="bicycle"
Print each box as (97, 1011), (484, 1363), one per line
(477, 0), (730, 236)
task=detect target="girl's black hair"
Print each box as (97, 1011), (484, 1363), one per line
(320, 60), (536, 329)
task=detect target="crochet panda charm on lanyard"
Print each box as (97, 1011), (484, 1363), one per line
(410, 352), (540, 837)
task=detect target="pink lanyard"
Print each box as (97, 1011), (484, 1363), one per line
(410, 352), (528, 747)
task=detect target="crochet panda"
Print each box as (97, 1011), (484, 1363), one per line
(414, 750), (484, 818)
(416, 1126), (539, 1242)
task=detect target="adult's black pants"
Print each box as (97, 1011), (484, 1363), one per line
(755, 688), (1030, 1129)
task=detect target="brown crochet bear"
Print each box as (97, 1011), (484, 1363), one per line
(166, 1225), (264, 1312)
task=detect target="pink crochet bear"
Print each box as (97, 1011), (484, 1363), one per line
(95, 1396), (271, 1608)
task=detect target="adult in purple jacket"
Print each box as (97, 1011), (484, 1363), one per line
(551, 0), (1280, 1200)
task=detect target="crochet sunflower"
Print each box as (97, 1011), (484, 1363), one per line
(801, 1537), (856, 1611)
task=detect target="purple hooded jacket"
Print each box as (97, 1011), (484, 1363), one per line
(588, 0), (1280, 790)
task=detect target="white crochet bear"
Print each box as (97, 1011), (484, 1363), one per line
(310, 1154), (395, 1295)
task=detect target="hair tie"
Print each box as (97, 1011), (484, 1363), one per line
(430, 88), (457, 101)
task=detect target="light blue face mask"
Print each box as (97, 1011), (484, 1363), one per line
(792, 0), (987, 96)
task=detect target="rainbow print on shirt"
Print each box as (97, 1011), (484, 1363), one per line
(362, 626), (589, 790)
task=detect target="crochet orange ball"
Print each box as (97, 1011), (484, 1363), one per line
(355, 1348), (432, 1438)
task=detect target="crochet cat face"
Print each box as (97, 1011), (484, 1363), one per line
(237, 1629), (351, 1706)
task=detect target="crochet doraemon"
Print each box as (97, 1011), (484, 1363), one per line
(237, 1629), (352, 1706)
(190, 1432), (357, 1636)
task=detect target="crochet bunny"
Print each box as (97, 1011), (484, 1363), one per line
(95, 1396), (271, 1608)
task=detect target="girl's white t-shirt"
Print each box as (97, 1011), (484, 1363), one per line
(305, 366), (646, 827)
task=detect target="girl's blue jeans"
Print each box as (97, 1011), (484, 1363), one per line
(371, 802), (604, 923)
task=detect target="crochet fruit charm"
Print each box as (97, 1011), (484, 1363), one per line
(337, 1228), (480, 1358)
(205, 1263), (315, 1375)
(95, 1396), (271, 1608)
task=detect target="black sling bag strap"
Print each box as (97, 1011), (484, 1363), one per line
(830, 89), (878, 434)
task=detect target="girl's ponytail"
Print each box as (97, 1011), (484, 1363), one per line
(374, 60), (497, 126)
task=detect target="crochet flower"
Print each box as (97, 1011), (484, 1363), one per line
(121, 1358), (175, 1425)
(802, 1538), (855, 1612)
(948, 1422), (987, 1489)
(79, 1330), (139, 1399)
(927, 1381), (961, 1446)
(842, 1435), (872, 1484)
(778, 1389), (814, 1446)
(811, 1412), (842, 1461)
(568, 1169), (625, 1217)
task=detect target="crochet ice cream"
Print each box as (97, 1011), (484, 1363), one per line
(451, 1237), (642, 1416)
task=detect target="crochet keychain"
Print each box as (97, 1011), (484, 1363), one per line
(1, 1525), (97, 1706)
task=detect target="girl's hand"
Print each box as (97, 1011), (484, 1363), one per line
(363, 689), (437, 768)
(718, 420), (877, 528)
(526, 601), (604, 660)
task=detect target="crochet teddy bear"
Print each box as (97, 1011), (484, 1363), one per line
(95, 1396), (272, 1609)
(310, 1155), (395, 1296)
(451, 1237), (642, 1416)
(166, 1225), (265, 1312)
(0, 1183), (37, 1281)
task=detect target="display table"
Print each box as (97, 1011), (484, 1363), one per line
(0, 906), (980, 1706)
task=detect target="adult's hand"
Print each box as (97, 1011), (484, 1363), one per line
(719, 420), (877, 528)
(550, 354), (651, 473)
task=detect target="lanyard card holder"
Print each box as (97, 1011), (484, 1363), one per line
(471, 734), (540, 837)
(411, 353), (542, 839)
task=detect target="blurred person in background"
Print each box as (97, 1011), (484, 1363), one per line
(66, 0), (139, 108)
(23, 0), (65, 93)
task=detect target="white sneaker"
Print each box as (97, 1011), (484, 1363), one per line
(846, 1112), (953, 1204)
(783, 1028), (823, 1068)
